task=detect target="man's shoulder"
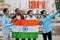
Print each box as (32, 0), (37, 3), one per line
(26, 17), (29, 20)
(31, 16), (36, 19)
(40, 17), (43, 20)
(33, 16), (36, 18)
(2, 15), (6, 18)
(2, 15), (6, 21)
(20, 14), (24, 16)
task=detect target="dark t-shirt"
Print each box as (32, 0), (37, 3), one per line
(12, 14), (24, 20)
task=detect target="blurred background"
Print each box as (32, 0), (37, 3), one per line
(0, 0), (60, 40)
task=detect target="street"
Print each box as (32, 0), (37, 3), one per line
(38, 34), (60, 40)
(0, 31), (60, 40)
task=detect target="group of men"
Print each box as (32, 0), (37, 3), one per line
(1, 8), (58, 40)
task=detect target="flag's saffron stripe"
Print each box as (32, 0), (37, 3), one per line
(12, 32), (38, 38)
(12, 19), (40, 26)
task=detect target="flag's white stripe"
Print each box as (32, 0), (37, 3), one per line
(12, 26), (39, 32)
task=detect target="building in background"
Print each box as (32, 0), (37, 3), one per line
(55, 0), (60, 17)
(0, 0), (10, 14)
(55, 0), (60, 12)
(0, 0), (58, 19)
(0, 0), (56, 14)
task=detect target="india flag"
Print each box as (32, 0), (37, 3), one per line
(12, 19), (40, 38)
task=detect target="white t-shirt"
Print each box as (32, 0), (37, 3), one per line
(26, 16), (37, 20)
(16, 15), (21, 19)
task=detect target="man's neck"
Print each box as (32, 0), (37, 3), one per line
(43, 16), (46, 18)
(16, 13), (20, 16)
(29, 16), (33, 18)
(4, 14), (8, 17)
(5, 14), (8, 16)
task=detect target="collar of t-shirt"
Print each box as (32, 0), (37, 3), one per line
(16, 15), (21, 19)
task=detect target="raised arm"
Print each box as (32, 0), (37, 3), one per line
(49, 11), (58, 19)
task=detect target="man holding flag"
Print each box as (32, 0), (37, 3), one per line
(12, 9), (39, 40)
(2, 8), (12, 40)
(26, 10), (37, 40)
(12, 8), (25, 40)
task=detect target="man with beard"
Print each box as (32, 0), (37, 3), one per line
(12, 8), (25, 40)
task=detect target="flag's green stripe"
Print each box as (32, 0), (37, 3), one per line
(12, 32), (38, 38)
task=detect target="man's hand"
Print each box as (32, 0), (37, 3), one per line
(39, 27), (42, 32)
(12, 23), (14, 25)
(10, 28), (12, 31)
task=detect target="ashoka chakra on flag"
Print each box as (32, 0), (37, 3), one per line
(12, 19), (40, 38)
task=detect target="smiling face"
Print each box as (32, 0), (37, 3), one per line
(29, 12), (33, 17)
(3, 8), (9, 15)
(27, 10), (33, 17)
(16, 9), (20, 14)
(15, 8), (20, 15)
(41, 10), (47, 17)
(5, 10), (9, 15)
(42, 12), (47, 17)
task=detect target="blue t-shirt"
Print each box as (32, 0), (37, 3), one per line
(40, 11), (58, 33)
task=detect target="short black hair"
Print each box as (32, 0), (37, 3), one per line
(3, 8), (8, 13)
(41, 10), (46, 15)
(27, 10), (32, 14)
(15, 8), (19, 12)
